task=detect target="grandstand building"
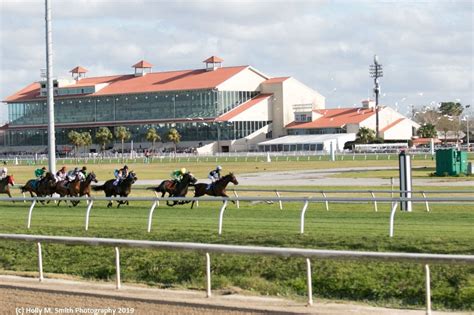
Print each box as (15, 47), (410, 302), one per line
(2, 56), (418, 153)
(2, 56), (325, 153)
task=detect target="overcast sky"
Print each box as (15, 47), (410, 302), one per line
(0, 0), (472, 123)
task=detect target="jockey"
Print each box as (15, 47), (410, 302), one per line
(0, 161), (7, 179)
(77, 166), (87, 181)
(35, 167), (47, 180)
(67, 167), (80, 181)
(113, 165), (128, 186)
(171, 168), (187, 184)
(208, 165), (222, 183)
(55, 166), (67, 182)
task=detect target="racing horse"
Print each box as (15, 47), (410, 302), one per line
(54, 172), (98, 207)
(191, 173), (238, 209)
(19, 172), (56, 203)
(147, 172), (197, 207)
(92, 171), (137, 208)
(0, 175), (15, 200)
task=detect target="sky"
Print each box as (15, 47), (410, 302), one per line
(0, 0), (472, 123)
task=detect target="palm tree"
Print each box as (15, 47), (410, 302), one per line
(114, 126), (131, 159)
(166, 128), (181, 153)
(95, 127), (113, 156)
(68, 130), (82, 157)
(417, 123), (437, 138)
(81, 132), (92, 155)
(356, 127), (376, 144)
(145, 127), (161, 153)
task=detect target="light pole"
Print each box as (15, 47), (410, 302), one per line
(370, 55), (383, 138)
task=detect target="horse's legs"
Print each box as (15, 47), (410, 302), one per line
(7, 191), (14, 203)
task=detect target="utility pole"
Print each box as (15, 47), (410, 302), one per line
(370, 55), (383, 138)
(45, 0), (56, 173)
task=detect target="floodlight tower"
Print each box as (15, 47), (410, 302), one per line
(370, 55), (383, 138)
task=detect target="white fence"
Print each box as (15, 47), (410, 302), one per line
(3, 195), (474, 238)
(0, 233), (473, 313)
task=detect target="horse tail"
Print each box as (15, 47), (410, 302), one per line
(146, 186), (158, 191)
(19, 185), (27, 192)
(92, 185), (105, 191)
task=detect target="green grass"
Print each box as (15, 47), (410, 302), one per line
(0, 186), (473, 310)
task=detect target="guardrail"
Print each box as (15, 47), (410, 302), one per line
(1, 233), (473, 313)
(2, 195), (473, 238)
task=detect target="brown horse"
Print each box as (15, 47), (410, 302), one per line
(92, 171), (137, 208)
(54, 177), (80, 207)
(20, 173), (56, 203)
(53, 173), (97, 207)
(0, 175), (15, 199)
(147, 173), (197, 207)
(191, 173), (238, 209)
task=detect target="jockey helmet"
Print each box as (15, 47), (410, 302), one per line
(42, 166), (46, 170)
(60, 166), (66, 171)
(180, 167), (187, 174)
(124, 165), (128, 169)
(74, 167), (78, 172)
(216, 165), (222, 170)
(82, 166), (87, 170)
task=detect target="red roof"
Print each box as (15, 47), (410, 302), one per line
(203, 56), (224, 63)
(132, 60), (153, 68)
(286, 107), (377, 129)
(215, 94), (272, 122)
(380, 118), (404, 133)
(263, 77), (290, 84)
(4, 66), (249, 102)
(412, 138), (441, 145)
(70, 66), (88, 73)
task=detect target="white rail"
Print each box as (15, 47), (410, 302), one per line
(1, 233), (473, 313)
(2, 195), (473, 238)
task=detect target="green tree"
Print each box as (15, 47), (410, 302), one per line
(114, 126), (131, 158)
(81, 132), (92, 155)
(417, 123), (438, 138)
(95, 127), (114, 156)
(356, 127), (376, 144)
(145, 127), (161, 153)
(68, 130), (82, 157)
(166, 128), (181, 153)
(439, 102), (463, 116)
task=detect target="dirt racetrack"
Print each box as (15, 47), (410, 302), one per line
(0, 275), (470, 315)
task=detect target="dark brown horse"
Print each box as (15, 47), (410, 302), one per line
(53, 177), (80, 206)
(191, 173), (238, 209)
(0, 175), (15, 199)
(92, 171), (137, 208)
(20, 172), (56, 202)
(54, 172), (97, 207)
(148, 173), (197, 207)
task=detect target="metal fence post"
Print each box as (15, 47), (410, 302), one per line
(37, 242), (43, 282)
(22, 192), (27, 203)
(321, 192), (329, 211)
(306, 258), (313, 306)
(370, 191), (378, 212)
(115, 247), (121, 289)
(27, 199), (37, 229)
(84, 200), (94, 231)
(421, 192), (430, 212)
(275, 190), (283, 210)
(218, 200), (228, 235)
(147, 201), (158, 232)
(233, 190), (240, 209)
(206, 252), (211, 298)
(389, 202), (398, 237)
(300, 200), (310, 234)
(425, 264), (431, 315)
(153, 191), (160, 207)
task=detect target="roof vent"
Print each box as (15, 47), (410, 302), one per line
(132, 60), (153, 77)
(203, 56), (223, 71)
(361, 99), (375, 109)
(70, 66), (88, 81)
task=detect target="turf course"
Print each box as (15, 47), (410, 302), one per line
(0, 159), (473, 311)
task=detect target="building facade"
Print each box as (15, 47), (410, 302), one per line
(2, 56), (325, 153)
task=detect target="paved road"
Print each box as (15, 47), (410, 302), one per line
(1, 275), (467, 315)
(133, 167), (473, 187)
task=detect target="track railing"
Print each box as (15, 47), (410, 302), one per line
(2, 195), (473, 238)
(0, 233), (473, 313)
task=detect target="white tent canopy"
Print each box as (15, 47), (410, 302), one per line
(258, 133), (356, 152)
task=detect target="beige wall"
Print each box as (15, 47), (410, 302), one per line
(261, 78), (325, 138)
(358, 107), (419, 140)
(217, 67), (267, 91)
(382, 119), (417, 140)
